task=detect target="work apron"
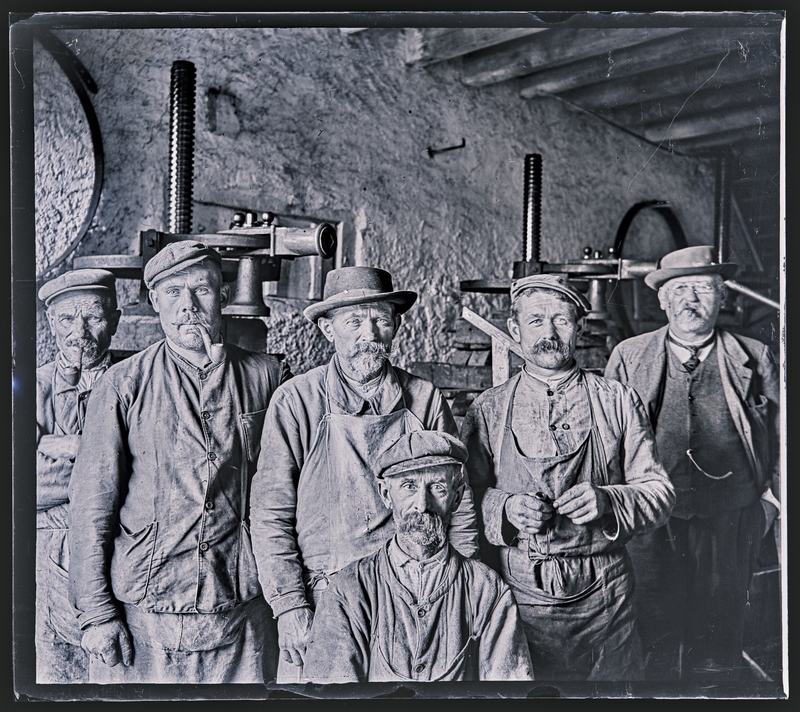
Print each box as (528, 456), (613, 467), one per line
(497, 377), (643, 681)
(278, 368), (425, 683)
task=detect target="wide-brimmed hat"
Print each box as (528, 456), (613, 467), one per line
(376, 431), (468, 480)
(38, 268), (116, 306)
(144, 241), (223, 289)
(645, 245), (738, 291)
(303, 266), (417, 323)
(510, 273), (592, 317)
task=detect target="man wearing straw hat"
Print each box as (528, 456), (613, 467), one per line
(605, 245), (780, 682)
(462, 273), (675, 681)
(250, 266), (479, 682)
(68, 242), (290, 683)
(36, 268), (121, 683)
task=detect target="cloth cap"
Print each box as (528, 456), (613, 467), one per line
(644, 245), (738, 290)
(144, 241), (223, 289)
(510, 274), (591, 317)
(377, 431), (468, 480)
(303, 266), (417, 323)
(38, 268), (116, 306)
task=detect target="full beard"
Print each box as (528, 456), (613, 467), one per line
(396, 511), (447, 558)
(529, 335), (572, 369)
(345, 342), (392, 383)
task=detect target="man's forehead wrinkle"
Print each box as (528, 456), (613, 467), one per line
(52, 294), (107, 313)
(157, 268), (218, 290)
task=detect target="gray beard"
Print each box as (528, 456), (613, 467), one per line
(396, 511), (447, 558)
(344, 342), (392, 383)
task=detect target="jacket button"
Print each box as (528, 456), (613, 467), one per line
(417, 608), (426, 617)
(562, 423), (570, 430)
(415, 663), (425, 673)
(208, 452), (217, 461)
(546, 390), (554, 397)
(549, 424), (557, 431)
(199, 542), (209, 551)
(205, 500), (214, 510)
(688, 395), (694, 401)
(201, 411), (211, 419)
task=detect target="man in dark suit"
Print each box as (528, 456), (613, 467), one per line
(605, 245), (780, 682)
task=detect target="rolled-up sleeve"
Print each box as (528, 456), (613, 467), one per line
(598, 389), (675, 540)
(68, 376), (129, 629)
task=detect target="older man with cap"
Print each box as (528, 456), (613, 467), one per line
(36, 268), (121, 682)
(249, 266), (478, 682)
(68, 241), (290, 683)
(461, 273), (675, 681)
(605, 246), (780, 682)
(303, 430), (532, 683)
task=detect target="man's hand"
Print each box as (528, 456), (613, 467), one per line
(277, 607), (314, 667)
(38, 434), (82, 462)
(504, 493), (554, 535)
(554, 482), (611, 525)
(81, 618), (133, 667)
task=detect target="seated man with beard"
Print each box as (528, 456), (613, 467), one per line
(250, 266), (478, 682)
(303, 431), (533, 683)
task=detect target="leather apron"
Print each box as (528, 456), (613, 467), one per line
(497, 375), (642, 680)
(279, 366), (425, 683)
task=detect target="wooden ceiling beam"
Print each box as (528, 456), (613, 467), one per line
(458, 27), (687, 87)
(673, 124), (778, 154)
(562, 45), (780, 114)
(601, 75), (780, 130)
(641, 103), (780, 142)
(403, 27), (548, 66)
(518, 27), (777, 98)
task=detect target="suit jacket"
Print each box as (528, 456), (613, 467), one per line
(605, 326), (780, 502)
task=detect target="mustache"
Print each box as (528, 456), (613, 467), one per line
(351, 341), (391, 356)
(64, 337), (99, 350)
(397, 511), (447, 539)
(531, 336), (570, 355)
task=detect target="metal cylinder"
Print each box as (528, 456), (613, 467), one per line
(273, 223), (338, 259)
(168, 60), (196, 234)
(714, 151), (730, 265)
(523, 153), (542, 263)
(227, 256), (270, 317)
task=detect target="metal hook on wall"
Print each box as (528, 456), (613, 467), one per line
(426, 138), (466, 158)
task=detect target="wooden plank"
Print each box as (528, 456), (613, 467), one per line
(403, 27), (548, 66)
(568, 43), (779, 114)
(673, 121), (779, 154)
(491, 340), (512, 386)
(519, 27), (775, 98)
(459, 27), (687, 87)
(642, 103), (780, 142)
(462, 307), (523, 358)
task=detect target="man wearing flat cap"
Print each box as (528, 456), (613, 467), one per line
(461, 273), (675, 681)
(605, 246), (780, 681)
(68, 241), (290, 683)
(250, 266), (478, 682)
(303, 430), (532, 683)
(36, 268), (121, 682)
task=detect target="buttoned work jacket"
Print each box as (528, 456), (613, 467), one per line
(68, 341), (288, 630)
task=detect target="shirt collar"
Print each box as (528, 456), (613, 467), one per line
(166, 338), (225, 373)
(521, 360), (581, 391)
(326, 355), (403, 415)
(387, 534), (449, 571)
(667, 329), (716, 363)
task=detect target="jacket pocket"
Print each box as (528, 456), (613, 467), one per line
(237, 520), (263, 602)
(110, 521), (158, 605)
(240, 409), (267, 464)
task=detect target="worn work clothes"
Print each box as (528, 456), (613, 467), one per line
(68, 340), (288, 682)
(88, 597), (275, 684)
(605, 328), (780, 680)
(303, 539), (533, 682)
(462, 367), (674, 680)
(35, 354), (112, 683)
(250, 358), (479, 620)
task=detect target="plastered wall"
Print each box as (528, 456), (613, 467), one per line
(35, 26), (716, 373)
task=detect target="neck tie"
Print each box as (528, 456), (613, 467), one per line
(669, 332), (715, 372)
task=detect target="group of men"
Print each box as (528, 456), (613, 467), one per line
(35, 241), (779, 685)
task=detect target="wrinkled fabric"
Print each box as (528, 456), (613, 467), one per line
(89, 597), (275, 684)
(35, 356), (114, 683)
(250, 358), (479, 619)
(605, 327), (780, 680)
(68, 340), (288, 682)
(461, 368), (673, 680)
(303, 539), (533, 682)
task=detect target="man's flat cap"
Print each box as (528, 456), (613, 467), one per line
(377, 431), (468, 479)
(38, 268), (116, 306)
(510, 273), (591, 317)
(144, 241), (223, 289)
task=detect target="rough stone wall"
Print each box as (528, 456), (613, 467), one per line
(34, 26), (716, 373)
